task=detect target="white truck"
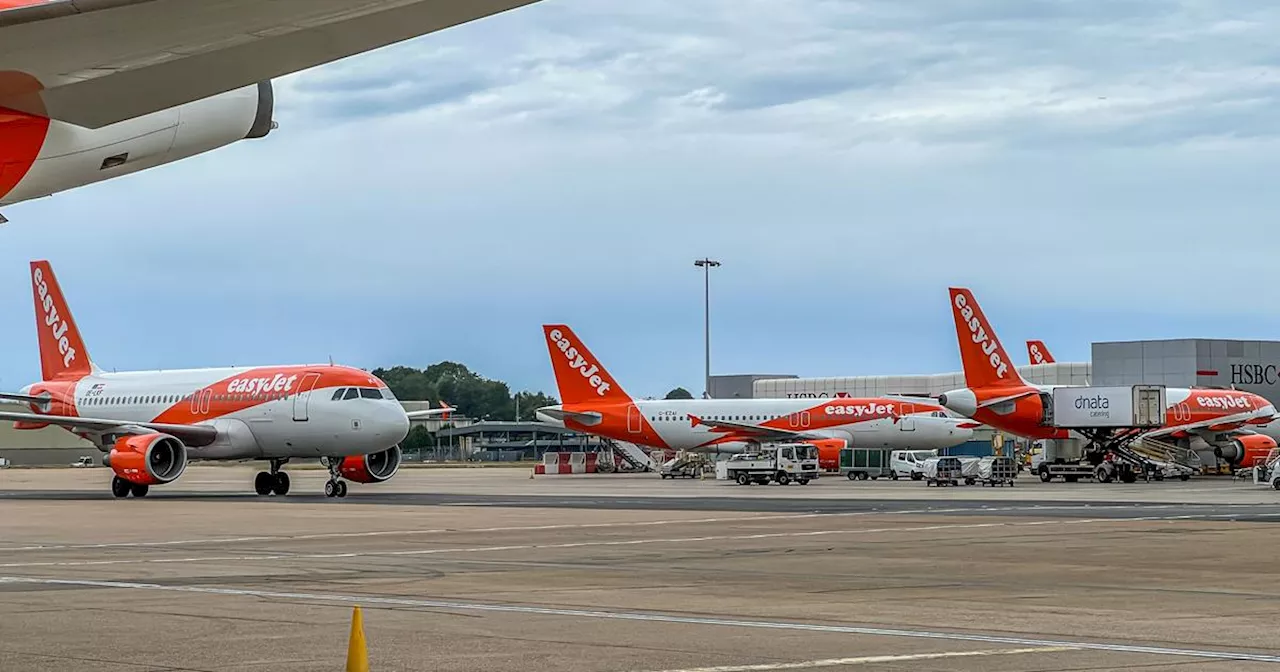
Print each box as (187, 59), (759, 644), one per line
(722, 443), (820, 486)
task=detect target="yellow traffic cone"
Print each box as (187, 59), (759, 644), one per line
(346, 606), (369, 672)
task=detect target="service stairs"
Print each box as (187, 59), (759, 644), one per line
(1127, 437), (1201, 476)
(602, 438), (658, 472)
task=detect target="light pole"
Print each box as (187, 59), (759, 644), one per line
(694, 258), (721, 399)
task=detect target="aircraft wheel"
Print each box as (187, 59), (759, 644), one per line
(324, 480), (336, 497)
(254, 472), (273, 496)
(273, 472), (291, 496)
(111, 476), (131, 498)
(130, 483), (149, 498)
(336, 481), (348, 498)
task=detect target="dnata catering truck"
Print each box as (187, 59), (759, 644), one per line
(720, 443), (820, 486)
(1036, 385), (1178, 483)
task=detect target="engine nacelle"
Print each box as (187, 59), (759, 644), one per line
(105, 433), (188, 486)
(1, 81), (275, 206)
(339, 445), (402, 484)
(1215, 434), (1278, 467)
(806, 438), (848, 471)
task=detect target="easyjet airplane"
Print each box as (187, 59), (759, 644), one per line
(939, 288), (1279, 468)
(1026, 340), (1056, 365)
(535, 325), (977, 470)
(0, 260), (449, 499)
(0, 0), (541, 216)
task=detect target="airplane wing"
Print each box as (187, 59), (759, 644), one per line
(405, 402), (455, 420)
(1142, 410), (1276, 441)
(0, 0), (542, 128)
(535, 408), (602, 426)
(0, 409), (219, 446)
(689, 415), (834, 443)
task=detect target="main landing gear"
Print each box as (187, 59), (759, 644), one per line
(321, 457), (348, 498)
(254, 458), (291, 496)
(111, 475), (149, 498)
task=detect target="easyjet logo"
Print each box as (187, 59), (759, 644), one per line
(824, 403), (894, 418)
(32, 267), (76, 369)
(548, 328), (611, 396)
(1195, 395), (1254, 411)
(954, 293), (1008, 380)
(1029, 344), (1046, 365)
(227, 373), (298, 395)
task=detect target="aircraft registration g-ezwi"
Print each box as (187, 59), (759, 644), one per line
(938, 288), (1280, 468)
(535, 325), (977, 470)
(0, 260), (450, 499)
(0, 0), (542, 217)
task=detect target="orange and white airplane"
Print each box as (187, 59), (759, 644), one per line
(0, 260), (451, 499)
(535, 325), (977, 470)
(939, 288), (1279, 467)
(0, 0), (541, 216)
(1026, 340), (1055, 365)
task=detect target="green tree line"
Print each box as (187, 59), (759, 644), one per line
(373, 363), (558, 422)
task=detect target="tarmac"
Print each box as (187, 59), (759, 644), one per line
(3, 466), (1280, 671)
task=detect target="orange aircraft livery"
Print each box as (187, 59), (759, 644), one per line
(537, 324), (977, 470)
(939, 287), (1279, 467)
(1026, 340), (1056, 365)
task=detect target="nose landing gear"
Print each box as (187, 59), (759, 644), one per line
(254, 458), (291, 496)
(321, 457), (348, 498)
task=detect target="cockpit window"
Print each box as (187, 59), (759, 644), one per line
(332, 388), (346, 401)
(343, 388), (359, 400)
(359, 388), (381, 400)
(379, 387), (397, 401)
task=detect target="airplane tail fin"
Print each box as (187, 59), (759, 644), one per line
(542, 325), (632, 405)
(30, 260), (94, 381)
(1026, 340), (1056, 365)
(948, 288), (1025, 389)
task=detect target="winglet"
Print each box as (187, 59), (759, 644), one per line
(948, 288), (1025, 389)
(1026, 340), (1056, 365)
(542, 325), (631, 405)
(30, 261), (93, 381)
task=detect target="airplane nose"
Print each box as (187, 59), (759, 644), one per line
(388, 407), (410, 443)
(939, 389), (978, 417)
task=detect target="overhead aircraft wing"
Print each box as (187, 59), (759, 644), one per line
(405, 402), (454, 420)
(0, 0), (542, 128)
(0, 409), (219, 446)
(535, 408), (602, 427)
(1143, 409), (1276, 441)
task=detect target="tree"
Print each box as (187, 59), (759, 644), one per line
(664, 387), (694, 400)
(372, 363), (558, 421)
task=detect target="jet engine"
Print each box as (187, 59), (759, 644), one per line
(1214, 434), (1278, 467)
(1, 81), (275, 206)
(105, 433), (188, 485)
(338, 445), (403, 484)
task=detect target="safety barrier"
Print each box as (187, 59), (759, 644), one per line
(533, 451), (598, 475)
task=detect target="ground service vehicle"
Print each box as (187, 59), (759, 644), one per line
(889, 450), (937, 480)
(839, 448), (890, 480)
(660, 454), (706, 479)
(923, 456), (963, 486)
(978, 456), (1018, 486)
(722, 443), (819, 485)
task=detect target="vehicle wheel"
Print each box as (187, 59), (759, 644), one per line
(1272, 479), (1280, 491)
(910, 472), (922, 481)
(858, 472), (869, 481)
(797, 478), (809, 485)
(1180, 474), (1190, 482)
(890, 472), (899, 481)
(1153, 471), (1164, 482)
(111, 476), (131, 498)
(1038, 467), (1052, 483)
(130, 483), (149, 498)
(254, 472), (273, 496)
(336, 481), (348, 498)
(847, 471), (858, 481)
(776, 472), (791, 486)
(325, 480), (337, 497)
(1095, 467), (1113, 483)
(1120, 470), (1137, 484)
(274, 472), (291, 496)
(965, 478), (975, 486)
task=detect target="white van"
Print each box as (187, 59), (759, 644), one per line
(889, 449), (938, 480)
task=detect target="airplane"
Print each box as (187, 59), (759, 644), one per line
(0, 260), (451, 499)
(0, 0), (542, 216)
(534, 324), (977, 470)
(1026, 340), (1055, 365)
(938, 287), (1279, 470)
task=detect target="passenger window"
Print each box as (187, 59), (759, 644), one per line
(332, 389), (346, 401)
(344, 388), (359, 400)
(359, 388), (381, 400)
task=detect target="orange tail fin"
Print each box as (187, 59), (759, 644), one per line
(543, 325), (632, 405)
(1026, 340), (1056, 365)
(30, 260), (92, 381)
(948, 288), (1025, 389)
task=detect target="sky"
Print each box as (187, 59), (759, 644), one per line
(3, 0), (1280, 399)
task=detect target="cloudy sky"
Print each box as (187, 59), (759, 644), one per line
(3, 0), (1280, 399)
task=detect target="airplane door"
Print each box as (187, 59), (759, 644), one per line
(899, 403), (915, 431)
(627, 406), (642, 434)
(292, 373), (321, 422)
